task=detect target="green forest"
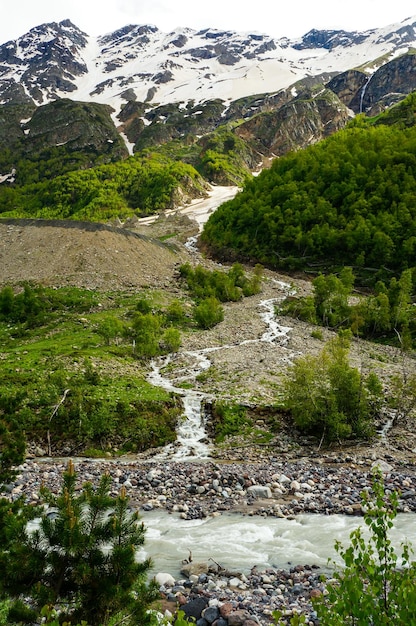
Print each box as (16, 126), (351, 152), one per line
(0, 153), (207, 221)
(0, 120), (253, 222)
(201, 93), (416, 286)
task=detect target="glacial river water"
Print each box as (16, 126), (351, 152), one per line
(140, 510), (416, 577)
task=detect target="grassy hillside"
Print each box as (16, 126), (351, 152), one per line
(0, 283), (186, 457)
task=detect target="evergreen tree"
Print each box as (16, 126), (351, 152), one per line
(0, 461), (158, 625)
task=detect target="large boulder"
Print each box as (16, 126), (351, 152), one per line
(180, 561), (209, 578)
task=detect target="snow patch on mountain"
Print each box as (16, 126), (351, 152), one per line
(0, 16), (415, 113)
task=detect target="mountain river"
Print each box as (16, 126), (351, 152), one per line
(138, 184), (416, 577)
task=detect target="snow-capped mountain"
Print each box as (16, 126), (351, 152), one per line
(1, 16), (416, 114)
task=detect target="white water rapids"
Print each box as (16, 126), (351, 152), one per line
(140, 510), (416, 578)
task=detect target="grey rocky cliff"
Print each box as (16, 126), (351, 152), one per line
(328, 52), (416, 115)
(234, 89), (351, 156)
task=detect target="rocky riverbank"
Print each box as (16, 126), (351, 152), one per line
(8, 455), (416, 518)
(5, 454), (416, 625)
(155, 561), (324, 625)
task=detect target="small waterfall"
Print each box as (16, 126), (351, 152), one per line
(376, 408), (397, 439)
(147, 354), (213, 461)
(359, 72), (374, 114)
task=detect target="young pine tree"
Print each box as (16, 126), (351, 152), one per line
(0, 461), (158, 625)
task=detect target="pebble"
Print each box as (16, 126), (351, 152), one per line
(5, 457), (416, 519)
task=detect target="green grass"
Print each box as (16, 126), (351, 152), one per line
(0, 285), (187, 456)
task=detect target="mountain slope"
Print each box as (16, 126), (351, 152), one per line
(1, 16), (416, 114)
(1, 17), (416, 223)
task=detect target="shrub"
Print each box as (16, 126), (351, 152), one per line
(313, 470), (416, 625)
(282, 333), (382, 442)
(212, 401), (250, 442)
(193, 297), (224, 329)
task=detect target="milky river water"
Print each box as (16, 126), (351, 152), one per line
(140, 510), (416, 577)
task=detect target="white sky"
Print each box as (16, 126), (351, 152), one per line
(1, 0), (415, 45)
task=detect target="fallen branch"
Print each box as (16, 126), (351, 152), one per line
(47, 389), (70, 456)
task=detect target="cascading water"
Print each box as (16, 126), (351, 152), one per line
(147, 352), (213, 460)
(359, 72), (374, 114)
(147, 285), (294, 460)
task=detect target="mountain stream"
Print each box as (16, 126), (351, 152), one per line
(139, 186), (415, 578)
(147, 289), (293, 460)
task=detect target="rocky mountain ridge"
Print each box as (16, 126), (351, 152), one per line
(1, 16), (416, 200)
(1, 16), (416, 113)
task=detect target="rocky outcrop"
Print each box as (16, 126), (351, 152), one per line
(328, 52), (416, 115)
(363, 52), (416, 115)
(235, 89), (351, 156)
(293, 28), (367, 50)
(326, 69), (368, 111)
(0, 102), (36, 150)
(20, 98), (128, 161)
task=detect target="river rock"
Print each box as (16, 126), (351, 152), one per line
(371, 459), (393, 474)
(182, 597), (209, 620)
(202, 606), (220, 622)
(219, 603), (235, 618)
(227, 610), (251, 625)
(247, 485), (272, 499)
(155, 572), (176, 587)
(181, 562), (209, 578)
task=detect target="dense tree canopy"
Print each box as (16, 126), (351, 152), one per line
(202, 95), (416, 285)
(0, 152), (206, 221)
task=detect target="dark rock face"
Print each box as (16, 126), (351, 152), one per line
(328, 52), (416, 114)
(0, 102), (36, 149)
(99, 24), (159, 49)
(327, 70), (368, 110)
(235, 89), (351, 156)
(293, 28), (367, 50)
(20, 99), (128, 161)
(362, 53), (416, 115)
(133, 100), (227, 151)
